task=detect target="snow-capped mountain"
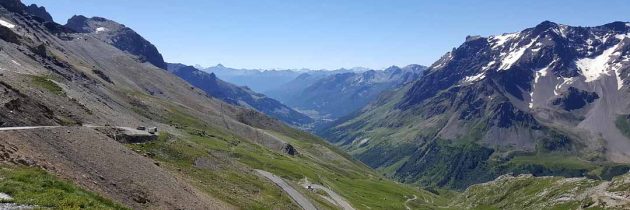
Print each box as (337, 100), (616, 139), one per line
(321, 21), (630, 189)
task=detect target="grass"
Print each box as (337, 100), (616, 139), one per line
(31, 75), (64, 96)
(128, 132), (300, 209)
(0, 165), (127, 209)
(124, 105), (443, 209)
(615, 115), (630, 139)
(453, 174), (607, 210)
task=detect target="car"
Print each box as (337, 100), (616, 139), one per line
(148, 127), (158, 134)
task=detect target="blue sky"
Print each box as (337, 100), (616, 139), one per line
(23, 0), (630, 70)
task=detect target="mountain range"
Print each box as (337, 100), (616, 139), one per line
(201, 65), (346, 93)
(167, 63), (314, 127)
(266, 65), (426, 121)
(0, 0), (629, 209)
(321, 21), (630, 189)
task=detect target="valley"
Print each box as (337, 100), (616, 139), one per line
(0, 0), (628, 209)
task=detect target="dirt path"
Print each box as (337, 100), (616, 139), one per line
(255, 170), (317, 210)
(405, 195), (417, 210)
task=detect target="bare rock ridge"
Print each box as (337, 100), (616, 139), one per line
(25, 4), (53, 22)
(65, 15), (168, 69)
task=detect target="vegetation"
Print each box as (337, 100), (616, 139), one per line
(126, 105), (443, 209)
(31, 75), (64, 96)
(615, 115), (630, 139)
(0, 165), (127, 209)
(452, 173), (630, 210)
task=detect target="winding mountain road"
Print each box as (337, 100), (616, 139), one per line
(255, 169), (317, 210)
(0, 126), (61, 131)
(308, 184), (355, 210)
(0, 125), (154, 135)
(405, 195), (418, 210)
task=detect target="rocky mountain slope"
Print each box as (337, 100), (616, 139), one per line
(167, 63), (314, 127)
(1, 0), (628, 209)
(272, 65), (425, 121)
(322, 21), (630, 189)
(24, 4), (52, 22)
(452, 172), (630, 209)
(64, 15), (167, 69)
(0, 1), (439, 209)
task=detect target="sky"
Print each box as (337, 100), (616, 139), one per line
(22, 0), (630, 70)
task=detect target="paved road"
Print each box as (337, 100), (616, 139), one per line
(0, 125), (154, 136)
(405, 195), (418, 210)
(308, 184), (355, 210)
(0, 126), (60, 131)
(255, 170), (317, 210)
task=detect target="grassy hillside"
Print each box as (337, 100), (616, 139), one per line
(0, 165), (127, 209)
(126, 102), (444, 209)
(452, 173), (630, 210)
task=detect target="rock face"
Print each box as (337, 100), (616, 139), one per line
(65, 15), (167, 69)
(0, 0), (24, 13)
(25, 4), (53, 22)
(167, 63), (314, 127)
(322, 21), (630, 189)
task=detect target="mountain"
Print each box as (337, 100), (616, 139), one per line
(25, 4), (53, 22)
(2, 1), (629, 209)
(321, 21), (630, 189)
(0, 1), (440, 209)
(264, 72), (331, 103)
(64, 15), (167, 70)
(167, 63), (314, 127)
(202, 64), (356, 93)
(271, 65), (426, 121)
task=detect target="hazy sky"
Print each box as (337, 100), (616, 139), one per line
(23, 0), (630, 70)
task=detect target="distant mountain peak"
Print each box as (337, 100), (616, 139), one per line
(208, 72), (218, 80)
(25, 4), (53, 22)
(65, 15), (167, 69)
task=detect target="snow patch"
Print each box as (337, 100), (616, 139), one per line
(576, 34), (626, 89)
(481, 61), (496, 71)
(499, 37), (538, 71)
(555, 77), (576, 96)
(433, 53), (452, 69)
(11, 60), (20, 66)
(0, 19), (15, 29)
(490, 33), (519, 48)
(529, 64), (552, 108)
(463, 72), (486, 83)
(95, 27), (108, 33)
